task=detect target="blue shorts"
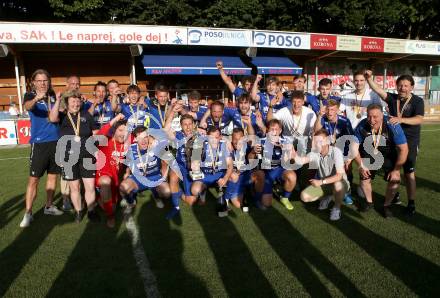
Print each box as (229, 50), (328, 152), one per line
(225, 171), (252, 200)
(263, 167), (285, 194)
(200, 171), (225, 186)
(128, 174), (164, 193)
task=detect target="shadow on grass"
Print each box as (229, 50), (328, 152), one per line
(46, 210), (145, 297)
(309, 204), (440, 296)
(0, 193), (24, 229)
(136, 193), (210, 297)
(192, 193), (277, 297)
(0, 194), (68, 296)
(249, 205), (365, 297)
(416, 176), (440, 194)
(371, 190), (440, 239)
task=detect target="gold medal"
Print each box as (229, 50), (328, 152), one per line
(372, 124), (382, 155)
(156, 102), (168, 128)
(67, 112), (81, 142)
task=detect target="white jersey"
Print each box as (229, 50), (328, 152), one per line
(340, 88), (383, 128)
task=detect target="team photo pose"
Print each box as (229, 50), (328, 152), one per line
(95, 114), (130, 228)
(50, 90), (100, 223)
(365, 71), (424, 214)
(20, 69), (63, 228)
(224, 128), (265, 210)
(119, 127), (171, 215)
(297, 129), (350, 221)
(255, 119), (297, 210)
(353, 104), (409, 217)
(190, 127), (233, 209)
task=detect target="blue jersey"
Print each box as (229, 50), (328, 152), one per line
(306, 95), (341, 114)
(230, 109), (264, 136)
(23, 92), (60, 143)
(206, 107), (236, 135)
(260, 136), (288, 168)
(120, 103), (149, 130)
(127, 142), (163, 178)
(320, 115), (354, 143)
(185, 105), (208, 123)
(200, 140), (229, 174)
(231, 146), (253, 173)
(82, 99), (114, 127)
(146, 99), (168, 129)
(354, 117), (407, 156)
(257, 92), (290, 121)
(233, 87), (246, 98)
(175, 131), (190, 168)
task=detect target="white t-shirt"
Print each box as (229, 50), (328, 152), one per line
(274, 106), (316, 137)
(340, 88), (383, 128)
(274, 106), (316, 155)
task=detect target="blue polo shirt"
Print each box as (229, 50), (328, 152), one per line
(23, 92), (59, 144)
(354, 117), (407, 157)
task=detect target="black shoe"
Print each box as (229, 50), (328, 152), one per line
(383, 206), (393, 218)
(359, 202), (374, 212)
(406, 204), (416, 215)
(74, 211), (83, 223)
(87, 209), (100, 223)
(392, 192), (402, 205)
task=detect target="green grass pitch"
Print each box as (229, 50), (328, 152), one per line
(1, 125), (439, 297)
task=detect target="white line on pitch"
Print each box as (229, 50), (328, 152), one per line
(125, 216), (161, 298)
(422, 128), (440, 132)
(0, 156), (27, 161)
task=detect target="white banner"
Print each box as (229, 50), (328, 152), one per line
(251, 31), (310, 49)
(187, 27), (251, 47)
(405, 40), (440, 55)
(0, 22), (187, 45)
(0, 120), (18, 145)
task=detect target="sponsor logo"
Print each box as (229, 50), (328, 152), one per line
(188, 30), (202, 43)
(253, 32), (304, 48)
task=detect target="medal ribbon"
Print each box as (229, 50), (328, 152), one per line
(67, 112), (81, 137)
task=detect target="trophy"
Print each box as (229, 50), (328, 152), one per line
(216, 187), (228, 217)
(189, 132), (205, 180)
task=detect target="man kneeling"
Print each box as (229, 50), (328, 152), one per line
(296, 129), (349, 221)
(120, 127), (170, 215)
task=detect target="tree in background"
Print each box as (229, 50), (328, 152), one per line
(0, 0), (439, 40)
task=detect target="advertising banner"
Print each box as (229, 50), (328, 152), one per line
(361, 37), (384, 52)
(251, 31), (310, 49)
(0, 22), (187, 44)
(16, 119), (31, 145)
(187, 27), (251, 47)
(310, 34), (337, 50)
(336, 35), (362, 51)
(0, 120), (18, 145)
(405, 40), (440, 55)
